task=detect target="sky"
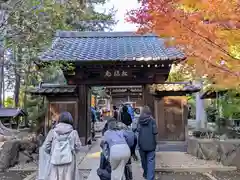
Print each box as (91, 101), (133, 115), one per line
(5, 0), (140, 98)
(95, 0), (140, 31)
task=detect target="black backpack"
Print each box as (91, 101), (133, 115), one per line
(121, 112), (132, 126)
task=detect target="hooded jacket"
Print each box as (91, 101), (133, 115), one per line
(121, 106), (132, 126)
(137, 114), (158, 151)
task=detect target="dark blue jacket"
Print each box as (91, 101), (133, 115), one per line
(137, 114), (158, 151)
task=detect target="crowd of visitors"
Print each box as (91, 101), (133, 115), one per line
(37, 104), (157, 180)
(98, 104), (157, 180)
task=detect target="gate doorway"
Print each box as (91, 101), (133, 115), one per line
(32, 31), (187, 145)
(152, 83), (200, 141)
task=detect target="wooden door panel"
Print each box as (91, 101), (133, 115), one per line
(47, 102), (77, 131)
(155, 97), (187, 141)
(163, 97), (186, 141)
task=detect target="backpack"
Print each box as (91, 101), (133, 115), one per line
(127, 105), (134, 121)
(121, 113), (132, 126)
(50, 131), (73, 165)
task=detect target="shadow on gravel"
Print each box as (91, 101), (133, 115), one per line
(79, 169), (91, 180)
(211, 170), (240, 180)
(156, 172), (209, 180)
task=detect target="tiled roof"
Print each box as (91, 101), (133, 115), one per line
(105, 86), (142, 94)
(0, 108), (27, 118)
(200, 90), (235, 99)
(150, 83), (200, 93)
(29, 84), (77, 95)
(39, 31), (185, 62)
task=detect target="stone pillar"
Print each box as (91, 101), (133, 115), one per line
(195, 83), (207, 129)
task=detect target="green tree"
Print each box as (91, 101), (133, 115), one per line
(1, 0), (116, 128)
(4, 96), (13, 107)
(221, 90), (240, 119)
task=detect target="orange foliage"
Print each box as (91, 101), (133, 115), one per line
(127, 0), (240, 88)
(164, 96), (187, 107)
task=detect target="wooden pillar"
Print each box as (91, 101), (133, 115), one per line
(154, 97), (165, 141)
(78, 84), (91, 145)
(109, 92), (113, 116)
(142, 85), (155, 118)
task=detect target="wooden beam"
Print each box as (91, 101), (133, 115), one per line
(66, 76), (167, 85)
(73, 60), (175, 67)
(64, 64), (171, 85)
(105, 85), (142, 89)
(78, 85), (90, 145)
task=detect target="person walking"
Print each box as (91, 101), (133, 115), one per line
(118, 122), (138, 180)
(99, 119), (137, 180)
(43, 112), (82, 180)
(137, 106), (158, 180)
(91, 107), (97, 140)
(103, 119), (131, 180)
(126, 104), (135, 123)
(121, 105), (132, 127)
(98, 118), (118, 180)
(113, 105), (119, 120)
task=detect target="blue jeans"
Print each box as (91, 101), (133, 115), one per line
(139, 150), (155, 180)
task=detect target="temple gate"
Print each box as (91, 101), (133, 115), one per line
(31, 31), (187, 144)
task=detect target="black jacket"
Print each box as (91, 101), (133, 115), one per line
(121, 106), (132, 126)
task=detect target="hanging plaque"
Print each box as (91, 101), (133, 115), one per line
(103, 70), (131, 78)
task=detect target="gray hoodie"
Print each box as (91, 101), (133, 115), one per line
(137, 114), (158, 151)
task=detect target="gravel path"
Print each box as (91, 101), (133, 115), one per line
(20, 170), (90, 180)
(156, 142), (187, 152)
(0, 171), (33, 180)
(156, 172), (210, 180)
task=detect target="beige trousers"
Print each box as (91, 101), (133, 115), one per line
(110, 144), (131, 180)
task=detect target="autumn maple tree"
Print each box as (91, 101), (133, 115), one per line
(127, 0), (240, 88)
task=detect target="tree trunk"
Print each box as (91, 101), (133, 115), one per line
(2, 64), (4, 107)
(0, 57), (3, 108)
(14, 69), (20, 108)
(23, 63), (31, 127)
(13, 11), (23, 108)
(0, 10), (5, 108)
(13, 46), (21, 108)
